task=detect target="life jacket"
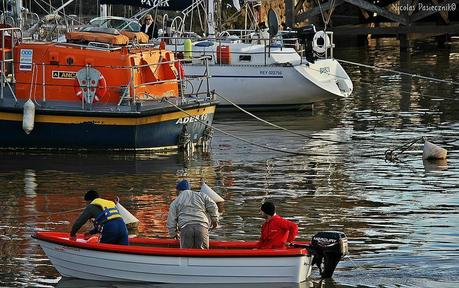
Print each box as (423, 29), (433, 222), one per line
(90, 198), (122, 232)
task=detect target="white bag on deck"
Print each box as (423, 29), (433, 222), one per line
(200, 182), (224, 203)
(115, 201), (139, 225)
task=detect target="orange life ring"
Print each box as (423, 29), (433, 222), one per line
(73, 74), (107, 103)
(174, 61), (185, 79)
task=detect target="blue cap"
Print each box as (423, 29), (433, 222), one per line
(176, 179), (190, 191)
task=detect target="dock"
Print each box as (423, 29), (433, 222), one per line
(268, 0), (458, 49)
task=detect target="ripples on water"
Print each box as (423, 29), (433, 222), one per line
(0, 40), (458, 287)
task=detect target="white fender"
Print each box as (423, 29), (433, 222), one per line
(200, 182), (224, 203)
(233, 0), (241, 11)
(22, 99), (35, 134)
(423, 140), (447, 160)
(312, 31), (330, 54)
(115, 202), (140, 225)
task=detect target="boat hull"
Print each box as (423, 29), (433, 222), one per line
(184, 59), (352, 110)
(0, 104), (215, 150)
(34, 232), (312, 284)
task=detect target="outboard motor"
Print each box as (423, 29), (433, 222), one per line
(310, 231), (348, 278)
(296, 24), (316, 63)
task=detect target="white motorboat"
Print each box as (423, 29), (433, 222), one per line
(177, 39), (353, 110)
(33, 231), (348, 283)
(96, 0), (353, 110)
(163, 0), (353, 110)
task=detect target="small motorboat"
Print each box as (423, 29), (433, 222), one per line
(33, 231), (348, 283)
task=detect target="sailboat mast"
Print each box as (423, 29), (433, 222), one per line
(206, 0), (215, 37)
(15, 0), (23, 30)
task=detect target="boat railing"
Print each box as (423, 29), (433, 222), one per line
(87, 41), (112, 50)
(128, 56), (212, 105)
(218, 29), (336, 63)
(325, 31), (335, 59)
(161, 34), (302, 67)
(22, 12), (40, 31)
(55, 41), (124, 52)
(4, 53), (210, 109)
(0, 13), (15, 27)
(1, 26), (22, 101)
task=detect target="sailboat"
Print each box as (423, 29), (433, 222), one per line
(134, 0), (353, 110)
(82, 0), (352, 110)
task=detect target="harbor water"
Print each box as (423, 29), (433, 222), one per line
(0, 40), (458, 287)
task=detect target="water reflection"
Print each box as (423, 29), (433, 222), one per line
(423, 158), (448, 172)
(24, 169), (38, 197)
(0, 151), (189, 175)
(1, 40), (458, 287)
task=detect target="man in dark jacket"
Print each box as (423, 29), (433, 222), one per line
(256, 201), (298, 249)
(140, 14), (158, 40)
(70, 190), (128, 245)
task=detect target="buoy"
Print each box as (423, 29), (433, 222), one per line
(22, 99), (35, 134)
(423, 140), (447, 160)
(200, 182), (224, 203)
(184, 39), (192, 60)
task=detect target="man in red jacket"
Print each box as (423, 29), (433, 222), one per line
(256, 201), (298, 249)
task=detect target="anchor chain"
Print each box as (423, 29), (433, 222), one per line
(384, 136), (424, 162)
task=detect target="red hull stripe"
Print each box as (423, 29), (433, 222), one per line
(33, 231), (309, 257)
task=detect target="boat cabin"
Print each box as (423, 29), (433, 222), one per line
(2, 25), (182, 105)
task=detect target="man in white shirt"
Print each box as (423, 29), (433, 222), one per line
(167, 179), (218, 249)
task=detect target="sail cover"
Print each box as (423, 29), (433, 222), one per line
(100, 0), (193, 10)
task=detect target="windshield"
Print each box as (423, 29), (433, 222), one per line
(89, 18), (141, 32)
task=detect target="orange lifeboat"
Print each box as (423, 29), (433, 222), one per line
(0, 26), (216, 150)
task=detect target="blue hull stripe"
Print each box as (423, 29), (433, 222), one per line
(0, 113), (215, 150)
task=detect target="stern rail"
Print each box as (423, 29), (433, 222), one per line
(1, 27), (22, 100)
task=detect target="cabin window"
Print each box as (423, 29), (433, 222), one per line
(239, 55), (251, 62)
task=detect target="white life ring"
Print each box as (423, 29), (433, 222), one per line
(312, 31), (330, 54)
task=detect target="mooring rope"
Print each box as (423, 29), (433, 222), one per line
(337, 59), (459, 86)
(214, 91), (347, 145)
(6, 207), (84, 219)
(384, 136), (425, 162)
(164, 98), (324, 156)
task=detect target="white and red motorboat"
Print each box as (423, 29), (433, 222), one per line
(33, 231), (348, 284)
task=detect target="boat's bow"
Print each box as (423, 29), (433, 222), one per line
(294, 59), (353, 100)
